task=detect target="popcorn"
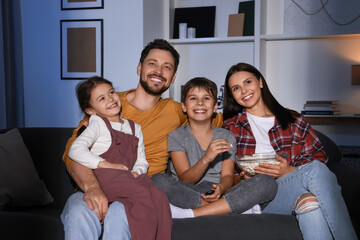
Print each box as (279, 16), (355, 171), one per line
(235, 154), (280, 176)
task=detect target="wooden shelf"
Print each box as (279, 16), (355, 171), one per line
(304, 115), (360, 124)
(260, 33), (360, 41)
(168, 36), (254, 45)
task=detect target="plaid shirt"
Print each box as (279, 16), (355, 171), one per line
(223, 110), (328, 167)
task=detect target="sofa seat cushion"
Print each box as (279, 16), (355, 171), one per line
(172, 214), (302, 240)
(3, 205), (63, 218)
(0, 212), (64, 240)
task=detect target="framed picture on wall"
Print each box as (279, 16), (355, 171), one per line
(61, 0), (104, 10)
(60, 19), (103, 80)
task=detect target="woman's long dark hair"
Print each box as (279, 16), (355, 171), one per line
(223, 63), (295, 129)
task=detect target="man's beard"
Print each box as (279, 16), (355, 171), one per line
(140, 77), (168, 96)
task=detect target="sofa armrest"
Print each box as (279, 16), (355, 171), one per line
(17, 128), (75, 210)
(314, 130), (342, 165)
(328, 162), (360, 235)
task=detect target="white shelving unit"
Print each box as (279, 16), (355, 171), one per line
(168, 36), (254, 45)
(164, 0), (261, 57)
(149, 0), (360, 146)
(162, 0), (263, 101)
(158, 0), (360, 104)
(163, 0), (287, 68)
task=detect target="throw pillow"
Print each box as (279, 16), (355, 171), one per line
(0, 128), (53, 209)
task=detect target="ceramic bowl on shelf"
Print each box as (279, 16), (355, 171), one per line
(235, 153), (281, 176)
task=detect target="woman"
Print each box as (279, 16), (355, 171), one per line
(222, 62), (356, 240)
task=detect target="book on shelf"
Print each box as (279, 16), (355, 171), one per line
(303, 105), (341, 111)
(305, 100), (339, 105)
(302, 100), (341, 115)
(303, 107), (340, 111)
(238, 1), (254, 36)
(301, 110), (341, 115)
(303, 103), (339, 108)
(227, 13), (245, 37)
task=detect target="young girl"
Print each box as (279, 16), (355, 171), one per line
(69, 76), (172, 240)
(152, 77), (277, 218)
(222, 62), (357, 240)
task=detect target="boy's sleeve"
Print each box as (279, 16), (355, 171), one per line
(167, 130), (186, 152)
(62, 115), (90, 172)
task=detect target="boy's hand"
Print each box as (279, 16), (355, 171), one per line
(202, 139), (233, 164)
(201, 184), (222, 202)
(239, 170), (252, 180)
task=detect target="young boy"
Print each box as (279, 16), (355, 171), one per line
(152, 77), (277, 218)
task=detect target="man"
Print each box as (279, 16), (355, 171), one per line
(61, 39), (223, 239)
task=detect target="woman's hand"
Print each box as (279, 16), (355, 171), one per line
(202, 139), (233, 164)
(254, 154), (296, 178)
(201, 184), (223, 203)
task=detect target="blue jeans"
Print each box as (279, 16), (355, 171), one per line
(61, 192), (131, 240)
(151, 173), (277, 214)
(262, 160), (357, 240)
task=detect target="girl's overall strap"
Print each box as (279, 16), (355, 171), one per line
(99, 116), (116, 138)
(127, 119), (136, 136)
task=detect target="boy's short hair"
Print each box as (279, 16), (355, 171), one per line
(181, 77), (218, 104)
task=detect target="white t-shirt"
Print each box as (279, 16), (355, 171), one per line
(246, 112), (276, 155)
(69, 115), (148, 174)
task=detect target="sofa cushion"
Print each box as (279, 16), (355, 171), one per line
(0, 212), (64, 240)
(0, 128), (53, 209)
(172, 214), (302, 240)
(16, 127), (76, 210)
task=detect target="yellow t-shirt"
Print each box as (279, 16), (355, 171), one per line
(63, 89), (223, 176)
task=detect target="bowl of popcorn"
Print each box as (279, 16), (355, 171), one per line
(235, 153), (280, 176)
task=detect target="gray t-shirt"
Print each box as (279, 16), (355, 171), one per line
(167, 125), (236, 184)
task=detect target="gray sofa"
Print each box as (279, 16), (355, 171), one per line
(0, 127), (358, 240)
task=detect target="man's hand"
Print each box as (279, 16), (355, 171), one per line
(83, 185), (109, 223)
(69, 162), (109, 223)
(255, 154), (296, 178)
